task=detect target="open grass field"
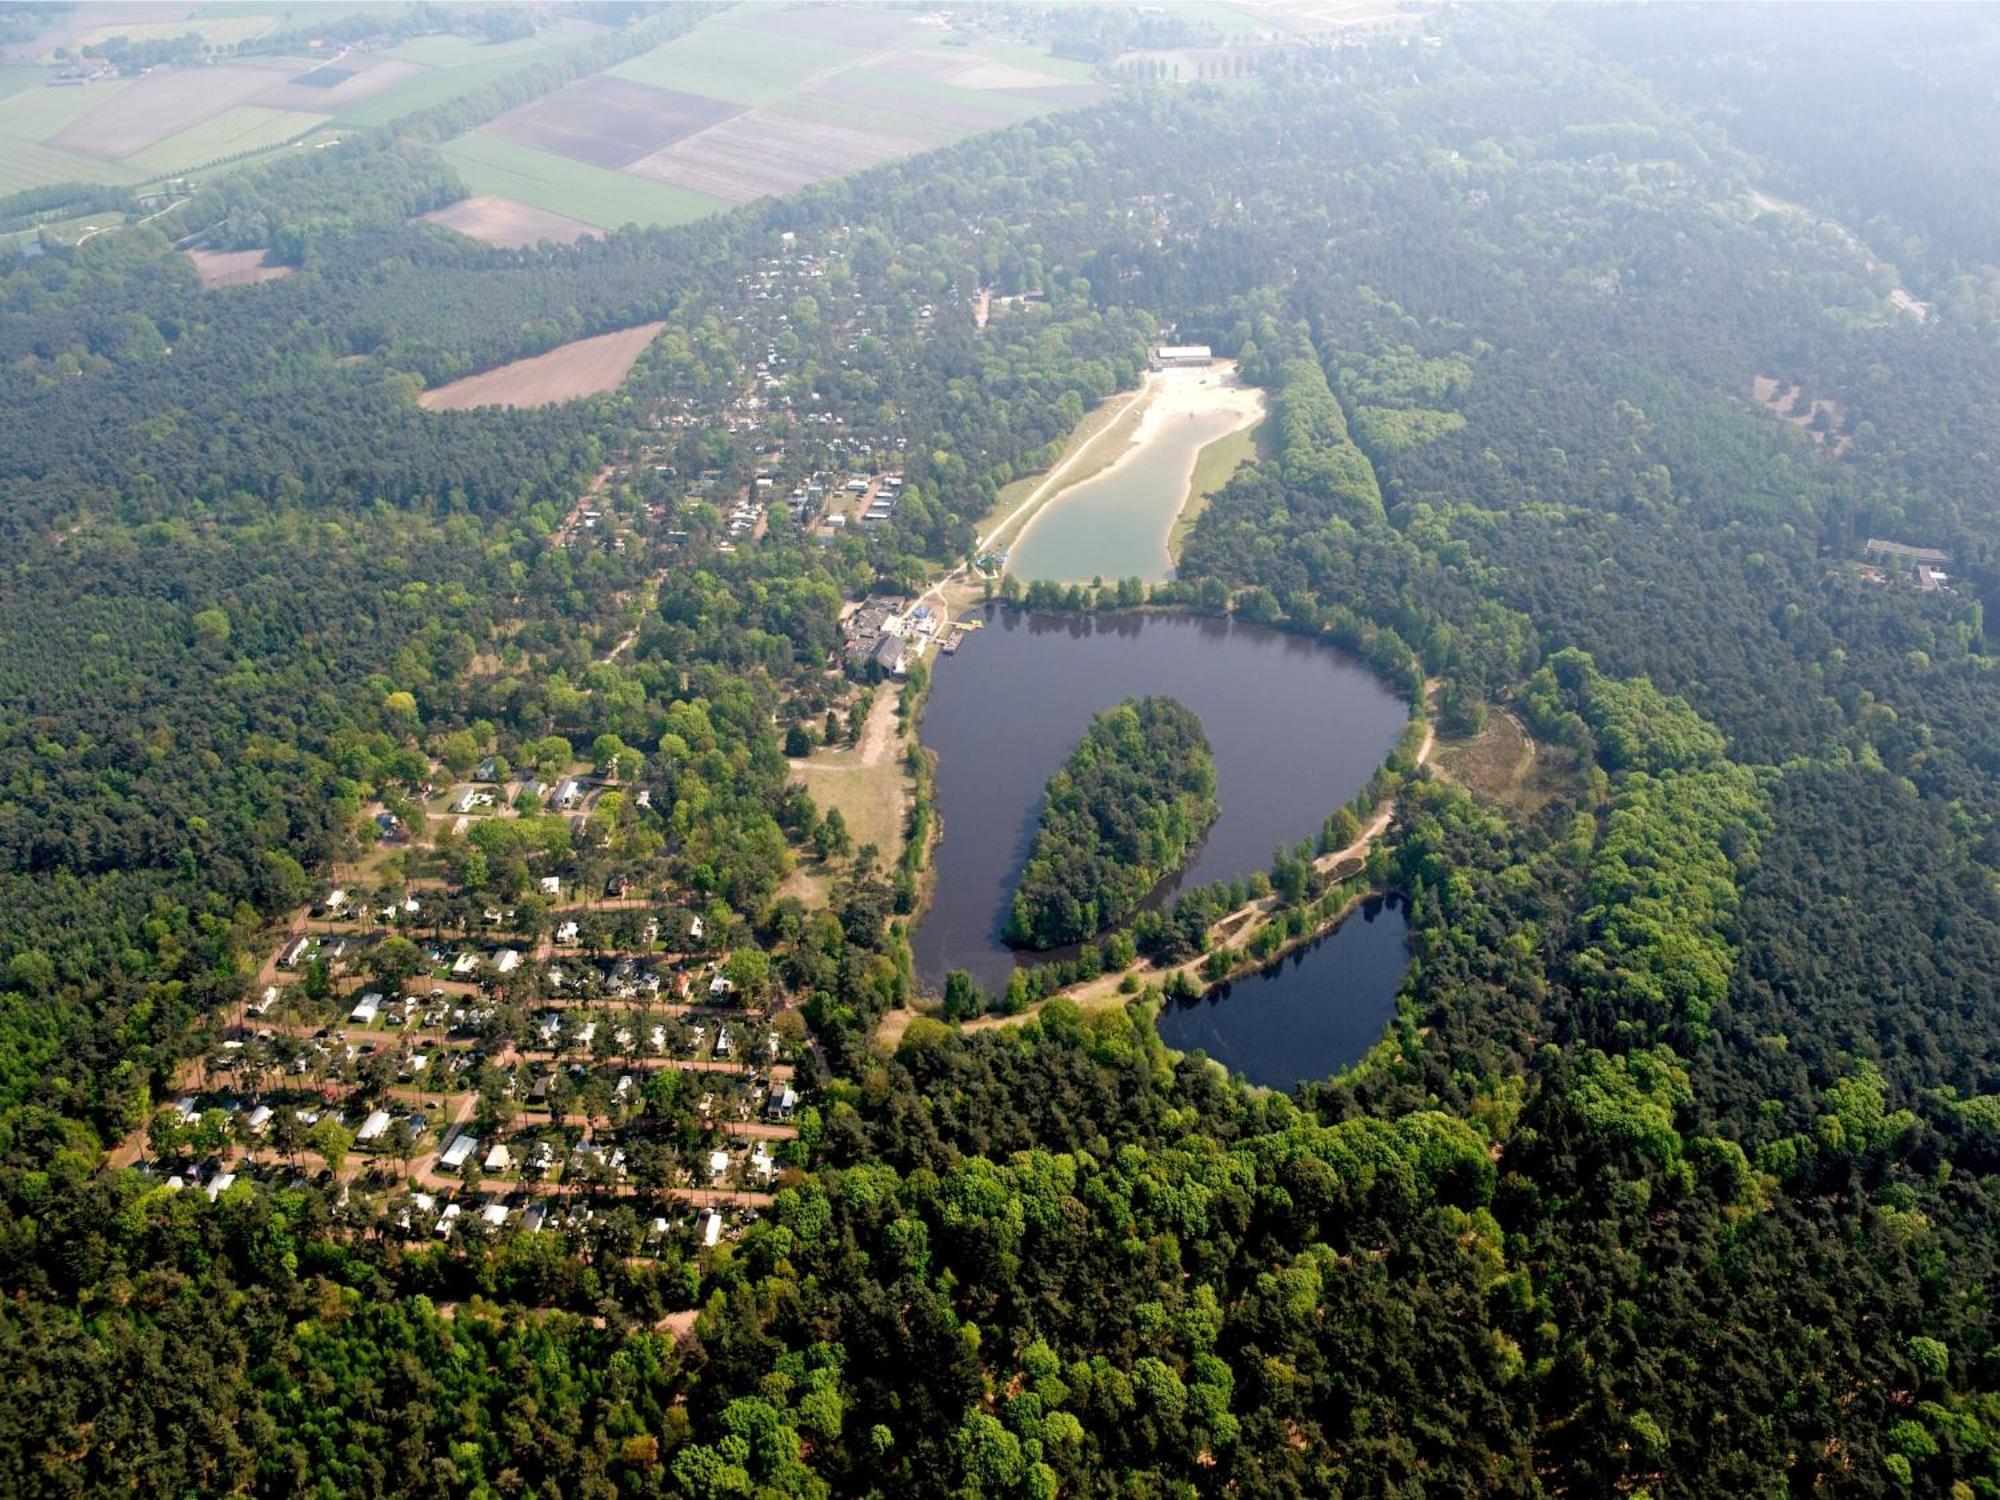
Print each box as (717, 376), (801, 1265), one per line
(419, 321), (666, 411)
(386, 33), (546, 69)
(0, 63), (49, 100)
(440, 131), (727, 229)
(127, 105), (327, 176)
(421, 194), (600, 250)
(789, 691), (908, 870)
(485, 74), (741, 169)
(0, 78), (126, 141)
(341, 47), (548, 129)
(0, 136), (139, 193)
(609, 24), (862, 106)
(51, 62), (296, 157)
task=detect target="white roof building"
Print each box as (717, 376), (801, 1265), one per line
(438, 1133), (477, 1170)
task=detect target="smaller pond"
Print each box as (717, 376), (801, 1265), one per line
(1154, 894), (1410, 1091)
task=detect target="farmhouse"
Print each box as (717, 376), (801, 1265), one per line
(1153, 344), (1214, 367)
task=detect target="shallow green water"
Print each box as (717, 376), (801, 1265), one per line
(1007, 405), (1250, 583)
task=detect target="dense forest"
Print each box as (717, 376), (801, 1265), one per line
(1, 4), (2000, 1496)
(1005, 695), (1219, 949)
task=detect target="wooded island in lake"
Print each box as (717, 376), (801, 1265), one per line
(1006, 695), (1220, 949)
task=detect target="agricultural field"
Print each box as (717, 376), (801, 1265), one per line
(484, 75), (739, 169)
(0, 22), (568, 195)
(418, 321), (667, 411)
(453, 8), (1105, 232)
(439, 133), (726, 234)
(0, 8), (1103, 235)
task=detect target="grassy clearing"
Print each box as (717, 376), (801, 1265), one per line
(1171, 416), (1267, 558)
(793, 757), (907, 872)
(1432, 708), (1565, 818)
(610, 25), (852, 105)
(128, 107), (328, 176)
(441, 130), (728, 229)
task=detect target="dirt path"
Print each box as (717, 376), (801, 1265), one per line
(788, 688), (900, 775)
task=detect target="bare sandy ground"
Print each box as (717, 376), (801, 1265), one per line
(422, 194), (600, 250)
(186, 248), (294, 289)
(420, 321), (665, 411)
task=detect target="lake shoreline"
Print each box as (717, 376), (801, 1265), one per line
(1006, 362), (1265, 584)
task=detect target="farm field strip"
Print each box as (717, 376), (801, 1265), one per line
(126, 105), (329, 177)
(626, 111), (930, 203)
(253, 55), (433, 114)
(0, 77), (125, 141)
(440, 131), (728, 229)
(0, 136), (140, 194)
(340, 47), (547, 128)
(51, 61), (297, 157)
(609, 25), (862, 106)
(482, 73), (742, 169)
(385, 32), (546, 69)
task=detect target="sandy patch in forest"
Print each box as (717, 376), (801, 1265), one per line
(419, 322), (664, 411)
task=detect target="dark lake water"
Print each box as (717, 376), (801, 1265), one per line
(1154, 894), (1410, 1090)
(912, 607), (1408, 991)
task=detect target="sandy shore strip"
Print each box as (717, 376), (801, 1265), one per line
(1002, 362), (1265, 566)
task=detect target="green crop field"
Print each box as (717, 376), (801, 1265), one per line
(387, 34), (546, 69)
(0, 137), (139, 195)
(127, 107), (329, 177)
(610, 24), (853, 106)
(0, 79), (127, 142)
(342, 48), (553, 129)
(441, 131), (729, 230)
(0, 65), (51, 103)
